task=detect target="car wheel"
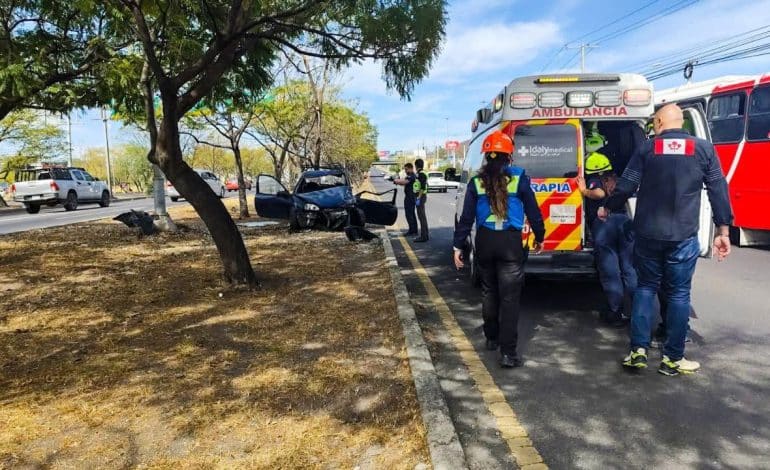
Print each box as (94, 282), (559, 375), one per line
(25, 203), (41, 214)
(170, 196), (179, 202)
(63, 191), (78, 211)
(98, 190), (110, 207)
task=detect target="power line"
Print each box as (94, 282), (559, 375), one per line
(568, 0), (661, 44)
(539, 0), (660, 72)
(591, 0), (700, 45)
(626, 25), (770, 72)
(639, 28), (770, 76)
(646, 41), (770, 80)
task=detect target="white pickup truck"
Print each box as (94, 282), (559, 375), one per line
(11, 167), (110, 213)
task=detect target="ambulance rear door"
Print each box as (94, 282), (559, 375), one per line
(511, 119), (583, 252)
(681, 104), (715, 258)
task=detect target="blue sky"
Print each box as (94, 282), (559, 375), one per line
(9, 0), (770, 159)
(341, 0), (770, 153)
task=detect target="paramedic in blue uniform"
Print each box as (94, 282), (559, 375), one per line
(600, 104), (733, 376)
(577, 146), (636, 327)
(453, 130), (545, 368)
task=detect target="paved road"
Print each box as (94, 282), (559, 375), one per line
(0, 192), (243, 235)
(371, 174), (770, 469)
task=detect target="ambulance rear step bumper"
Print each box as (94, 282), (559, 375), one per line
(525, 251), (597, 278)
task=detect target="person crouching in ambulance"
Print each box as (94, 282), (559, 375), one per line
(578, 134), (637, 327)
(452, 130), (545, 368)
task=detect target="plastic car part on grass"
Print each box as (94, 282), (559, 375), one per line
(113, 210), (156, 235)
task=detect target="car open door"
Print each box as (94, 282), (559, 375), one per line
(254, 174), (292, 219)
(682, 104), (715, 258)
(355, 189), (398, 226)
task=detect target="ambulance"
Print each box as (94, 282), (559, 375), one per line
(656, 73), (770, 246)
(455, 73), (715, 281)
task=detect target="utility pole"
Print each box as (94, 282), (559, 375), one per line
(566, 43), (598, 72)
(100, 107), (114, 197)
(67, 114), (73, 167)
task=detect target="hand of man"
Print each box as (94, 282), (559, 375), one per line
(453, 250), (464, 269)
(576, 175), (586, 193)
(597, 207), (609, 221)
(532, 241), (543, 255)
(713, 234), (731, 261)
(415, 198), (421, 207)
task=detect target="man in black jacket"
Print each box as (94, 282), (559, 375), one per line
(599, 104), (733, 376)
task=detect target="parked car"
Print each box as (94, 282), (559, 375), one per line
(11, 167), (110, 213)
(254, 168), (397, 231)
(226, 177), (253, 192)
(167, 169), (226, 202)
(427, 171), (452, 192)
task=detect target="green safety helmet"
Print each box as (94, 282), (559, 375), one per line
(585, 152), (613, 175)
(585, 131), (607, 153)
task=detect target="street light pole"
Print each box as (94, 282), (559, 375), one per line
(100, 107), (114, 197)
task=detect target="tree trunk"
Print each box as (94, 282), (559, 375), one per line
(0, 194), (8, 207)
(157, 118), (257, 287)
(232, 146), (249, 219)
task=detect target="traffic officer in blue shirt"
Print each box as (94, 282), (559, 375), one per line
(453, 130), (545, 368)
(600, 104), (733, 376)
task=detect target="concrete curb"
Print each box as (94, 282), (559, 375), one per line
(380, 229), (468, 470)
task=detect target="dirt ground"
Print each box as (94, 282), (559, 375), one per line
(0, 200), (429, 469)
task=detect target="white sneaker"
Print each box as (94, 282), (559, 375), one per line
(659, 355), (700, 376)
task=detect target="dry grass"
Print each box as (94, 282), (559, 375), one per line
(0, 200), (429, 469)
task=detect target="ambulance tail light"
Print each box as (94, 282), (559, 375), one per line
(510, 93), (536, 109)
(624, 89), (651, 106)
(566, 91), (593, 107)
(595, 90), (622, 106)
(539, 92), (564, 108)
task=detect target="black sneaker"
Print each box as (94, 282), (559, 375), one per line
(403, 230), (418, 236)
(413, 237), (429, 243)
(485, 339), (499, 351)
(500, 354), (523, 368)
(622, 348), (648, 369)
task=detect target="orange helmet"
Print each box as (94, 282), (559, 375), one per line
(482, 130), (513, 156)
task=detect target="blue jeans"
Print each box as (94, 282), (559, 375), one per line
(629, 236), (700, 360)
(591, 215), (637, 315)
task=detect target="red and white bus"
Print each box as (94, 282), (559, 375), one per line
(657, 74), (770, 246)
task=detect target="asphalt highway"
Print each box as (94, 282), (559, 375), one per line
(371, 172), (770, 470)
(0, 192), (242, 235)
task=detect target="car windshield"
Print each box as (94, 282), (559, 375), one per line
(428, 172), (443, 178)
(297, 173), (347, 193)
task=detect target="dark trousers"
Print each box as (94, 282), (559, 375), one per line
(476, 227), (525, 355)
(404, 198), (418, 233)
(629, 236), (699, 360)
(416, 195), (429, 239)
(591, 214), (637, 314)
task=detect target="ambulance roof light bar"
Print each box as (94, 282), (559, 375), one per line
(535, 74), (621, 84)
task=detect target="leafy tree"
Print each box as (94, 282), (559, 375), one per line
(6, 0), (446, 286)
(112, 143), (154, 193)
(0, 0), (134, 120)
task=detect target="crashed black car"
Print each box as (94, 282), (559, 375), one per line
(254, 168), (397, 231)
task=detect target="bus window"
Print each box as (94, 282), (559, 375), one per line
(513, 124), (578, 178)
(747, 86), (770, 142)
(707, 93), (746, 143)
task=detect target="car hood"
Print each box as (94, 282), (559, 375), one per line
(296, 186), (355, 208)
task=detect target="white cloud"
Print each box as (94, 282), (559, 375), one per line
(429, 21), (563, 82)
